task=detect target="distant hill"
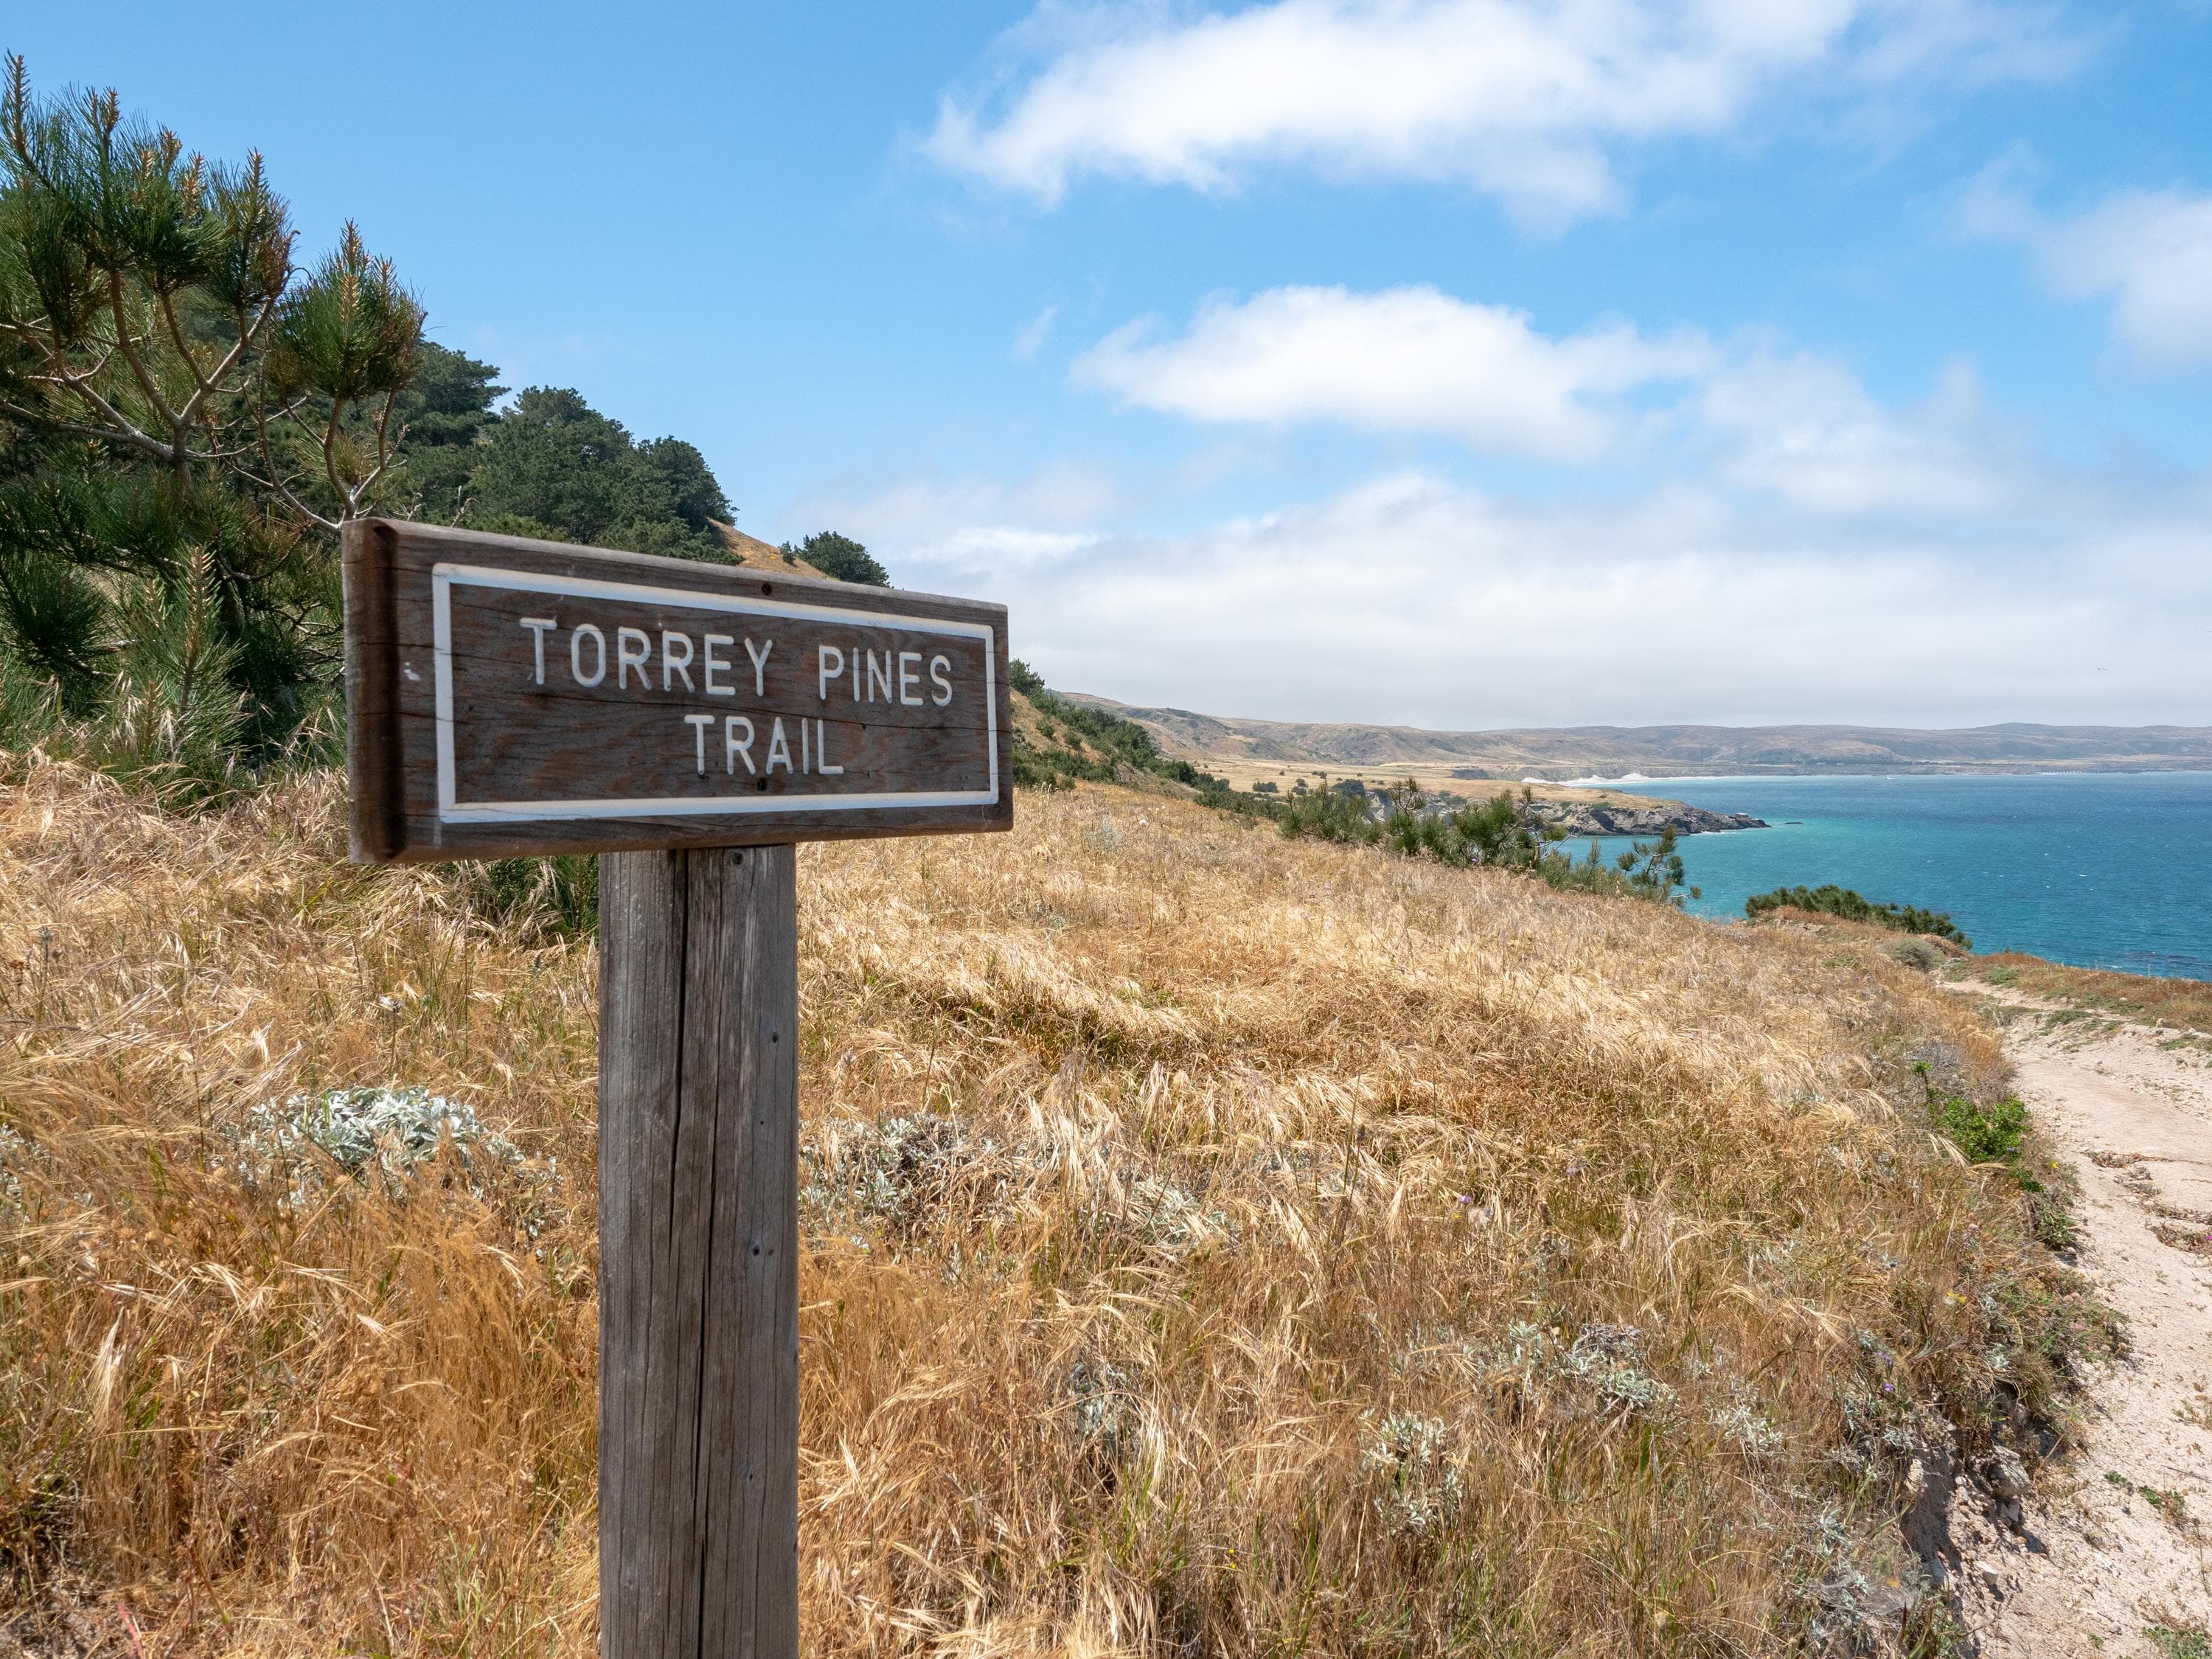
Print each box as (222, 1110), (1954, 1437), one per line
(1066, 700), (2212, 779)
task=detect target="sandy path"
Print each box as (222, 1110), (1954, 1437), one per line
(1945, 993), (2212, 1655)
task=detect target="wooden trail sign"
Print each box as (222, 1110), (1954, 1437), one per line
(343, 518), (1010, 861)
(342, 519), (1012, 1658)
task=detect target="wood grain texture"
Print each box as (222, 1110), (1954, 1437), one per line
(341, 521), (403, 862)
(600, 846), (799, 1658)
(342, 518), (1012, 862)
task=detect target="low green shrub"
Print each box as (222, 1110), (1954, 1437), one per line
(1930, 1093), (2029, 1169)
(1747, 883), (1971, 947)
(1010, 660), (1204, 792)
(1923, 1084), (2080, 1251)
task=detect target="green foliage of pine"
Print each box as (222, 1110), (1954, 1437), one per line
(0, 60), (742, 782)
(389, 341), (504, 520)
(1746, 883), (1972, 947)
(787, 531), (888, 586)
(0, 456), (330, 753)
(264, 223), (422, 404)
(0, 59), (424, 765)
(0, 546), (272, 803)
(456, 386), (731, 563)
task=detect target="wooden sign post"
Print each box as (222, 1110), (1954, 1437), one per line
(341, 519), (1011, 1658)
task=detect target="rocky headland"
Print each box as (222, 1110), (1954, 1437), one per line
(1321, 777), (1767, 837)
(1531, 799), (1767, 837)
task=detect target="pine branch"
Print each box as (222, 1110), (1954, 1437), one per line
(246, 400), (341, 533)
(104, 274), (185, 461)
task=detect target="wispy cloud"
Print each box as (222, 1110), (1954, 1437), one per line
(780, 462), (1121, 571)
(1699, 353), (2020, 515)
(1012, 303), (1060, 362)
(1961, 158), (2212, 366)
(1066, 281), (2034, 509)
(926, 0), (2091, 223)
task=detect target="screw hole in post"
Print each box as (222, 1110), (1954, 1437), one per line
(757, 777), (768, 791)
(759, 582), (772, 595)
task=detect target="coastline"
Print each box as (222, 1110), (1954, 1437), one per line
(1528, 796), (1767, 838)
(1570, 767), (2212, 786)
(1074, 696), (2212, 786)
(1598, 771), (2212, 984)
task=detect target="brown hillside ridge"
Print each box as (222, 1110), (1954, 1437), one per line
(1746, 907), (1972, 975)
(1749, 905), (1969, 947)
(1079, 739), (1764, 833)
(1006, 686), (1180, 793)
(0, 758), (2104, 1654)
(1072, 694), (2212, 781)
(712, 520), (832, 577)
(1018, 695), (1752, 829)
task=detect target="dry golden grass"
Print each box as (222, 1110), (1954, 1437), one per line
(0, 759), (2093, 1655)
(1953, 951), (2212, 1037)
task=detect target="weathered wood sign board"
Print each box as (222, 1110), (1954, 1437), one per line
(343, 518), (1012, 861)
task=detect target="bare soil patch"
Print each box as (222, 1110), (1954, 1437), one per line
(1945, 987), (2212, 1655)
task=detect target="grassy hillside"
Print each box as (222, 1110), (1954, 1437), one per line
(711, 522), (835, 578)
(0, 761), (2099, 1655)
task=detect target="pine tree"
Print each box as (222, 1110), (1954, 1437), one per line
(790, 530), (888, 585)
(0, 57), (424, 765)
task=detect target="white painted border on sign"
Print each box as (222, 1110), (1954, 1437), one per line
(430, 563), (999, 823)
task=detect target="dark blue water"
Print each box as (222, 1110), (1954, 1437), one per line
(1567, 772), (2212, 981)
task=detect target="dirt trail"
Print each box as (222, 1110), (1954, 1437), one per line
(1945, 990), (2212, 1655)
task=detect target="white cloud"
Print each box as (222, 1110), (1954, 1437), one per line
(787, 300), (2210, 728)
(1074, 285), (1711, 461)
(927, 0), (2088, 222)
(1068, 284), (2034, 503)
(1700, 352), (2019, 515)
(779, 462), (1120, 571)
(1961, 164), (2212, 365)
(883, 467), (2212, 728)
(1841, 0), (2090, 88)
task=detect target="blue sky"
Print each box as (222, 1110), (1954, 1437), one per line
(15, 1), (2212, 728)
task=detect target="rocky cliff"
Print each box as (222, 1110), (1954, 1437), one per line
(1531, 800), (1767, 837)
(1329, 779), (1766, 837)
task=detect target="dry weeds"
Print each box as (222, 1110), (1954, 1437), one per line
(0, 760), (2093, 1655)
(1955, 953), (2212, 1037)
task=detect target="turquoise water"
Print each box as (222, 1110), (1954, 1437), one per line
(1565, 772), (2212, 981)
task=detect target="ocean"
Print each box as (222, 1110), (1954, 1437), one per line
(1561, 771), (2212, 982)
